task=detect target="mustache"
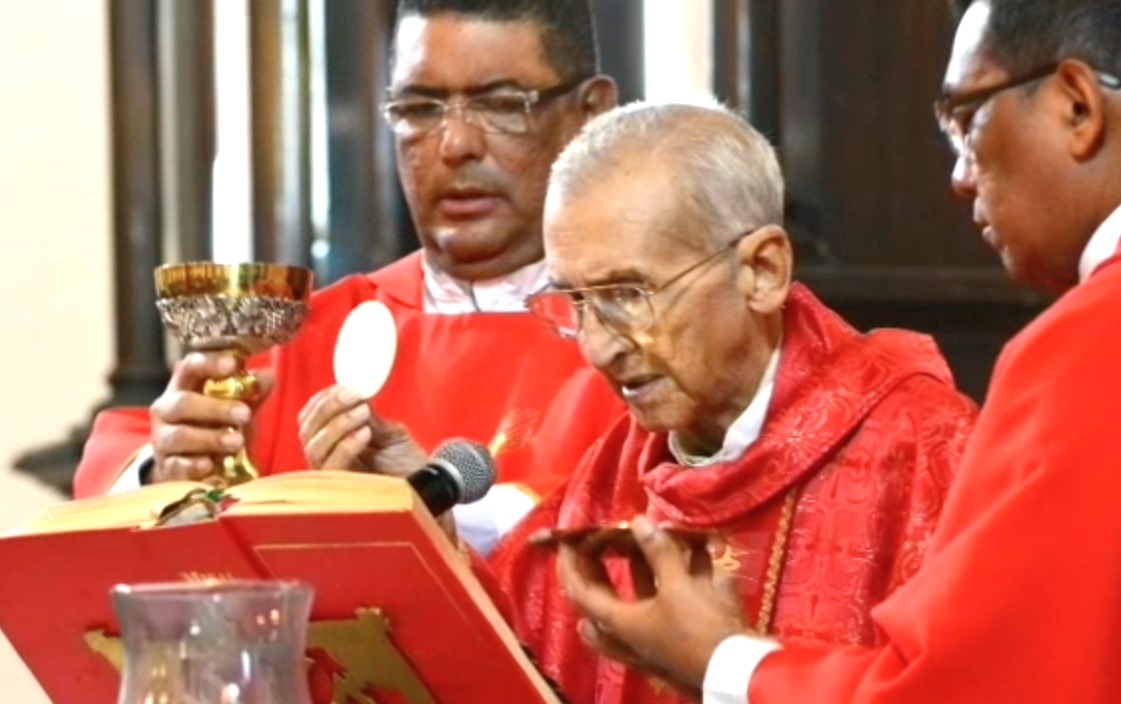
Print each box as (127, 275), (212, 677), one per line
(440, 165), (507, 195)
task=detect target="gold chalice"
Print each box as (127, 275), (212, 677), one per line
(154, 262), (314, 486)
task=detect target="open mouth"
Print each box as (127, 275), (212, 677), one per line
(619, 375), (661, 402)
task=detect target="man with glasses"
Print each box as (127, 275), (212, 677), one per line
(73, 0), (624, 554)
(552, 1), (1121, 702)
(487, 101), (978, 703)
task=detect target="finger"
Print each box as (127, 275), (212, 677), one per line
(152, 389), (252, 429)
(558, 546), (624, 624)
(577, 618), (645, 666)
(168, 352), (240, 392)
(298, 386), (367, 448)
(630, 515), (690, 583)
(296, 386), (334, 427)
(153, 424), (245, 458)
(303, 406), (372, 469)
(317, 425), (373, 470)
(150, 455), (217, 483)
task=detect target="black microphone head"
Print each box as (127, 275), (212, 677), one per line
(432, 439), (497, 504)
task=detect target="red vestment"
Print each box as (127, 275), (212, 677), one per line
(73, 253), (625, 498)
(489, 284), (978, 704)
(748, 251), (1121, 702)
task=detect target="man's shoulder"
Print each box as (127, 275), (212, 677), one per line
(306, 252), (424, 315)
(786, 283), (954, 385)
(996, 264), (1121, 392)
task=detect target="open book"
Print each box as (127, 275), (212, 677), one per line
(0, 471), (562, 704)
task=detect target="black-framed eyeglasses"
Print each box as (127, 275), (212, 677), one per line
(382, 76), (589, 139)
(526, 230), (755, 340)
(934, 62), (1121, 158)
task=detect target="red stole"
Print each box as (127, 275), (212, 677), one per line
(74, 253), (625, 498)
(491, 284), (977, 704)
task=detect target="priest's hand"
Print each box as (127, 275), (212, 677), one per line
(298, 385), (458, 540)
(297, 385), (429, 476)
(150, 352), (275, 483)
(557, 515), (747, 696)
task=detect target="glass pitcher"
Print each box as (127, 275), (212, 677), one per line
(112, 580), (313, 704)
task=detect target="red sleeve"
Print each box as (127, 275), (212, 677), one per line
(72, 408), (152, 498)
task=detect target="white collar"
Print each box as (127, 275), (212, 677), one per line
(421, 256), (550, 314)
(1078, 202), (1121, 283)
(669, 344), (782, 468)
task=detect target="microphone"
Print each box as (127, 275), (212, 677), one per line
(408, 439), (497, 517)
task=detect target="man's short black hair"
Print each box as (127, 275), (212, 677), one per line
(394, 0), (600, 80)
(950, 0), (1121, 77)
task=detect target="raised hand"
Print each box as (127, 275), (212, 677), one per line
(149, 352), (274, 483)
(557, 515), (748, 695)
(297, 385), (428, 478)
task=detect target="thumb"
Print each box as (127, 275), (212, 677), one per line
(630, 515), (688, 584)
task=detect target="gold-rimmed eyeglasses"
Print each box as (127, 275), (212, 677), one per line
(934, 62), (1121, 158)
(382, 76), (589, 139)
(526, 230), (755, 340)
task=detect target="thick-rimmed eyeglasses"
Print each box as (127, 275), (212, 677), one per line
(934, 62), (1121, 158)
(526, 231), (754, 340)
(382, 77), (588, 139)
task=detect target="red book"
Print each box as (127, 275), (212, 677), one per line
(0, 471), (561, 704)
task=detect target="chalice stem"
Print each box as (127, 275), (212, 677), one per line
(203, 352), (261, 486)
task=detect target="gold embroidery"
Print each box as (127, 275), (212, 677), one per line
(711, 543), (742, 574)
(648, 675), (672, 695)
(755, 489), (799, 636)
(489, 408), (541, 457)
(179, 572), (236, 584)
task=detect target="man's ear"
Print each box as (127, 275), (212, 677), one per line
(735, 225), (792, 314)
(579, 75), (619, 118)
(1054, 60), (1108, 161)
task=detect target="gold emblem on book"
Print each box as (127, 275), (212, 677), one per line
(85, 608), (434, 703)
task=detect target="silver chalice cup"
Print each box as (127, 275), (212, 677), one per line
(154, 262), (314, 486)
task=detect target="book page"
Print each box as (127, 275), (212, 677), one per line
(7, 481), (208, 536)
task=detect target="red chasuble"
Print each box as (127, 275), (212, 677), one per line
(73, 253), (625, 498)
(747, 254), (1121, 703)
(489, 284), (978, 704)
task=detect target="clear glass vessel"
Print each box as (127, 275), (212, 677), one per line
(112, 580), (313, 704)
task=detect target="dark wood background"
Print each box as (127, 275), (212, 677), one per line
(711, 0), (1047, 401)
(19, 0), (1042, 491)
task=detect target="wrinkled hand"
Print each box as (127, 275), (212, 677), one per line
(557, 515), (747, 696)
(149, 352), (275, 483)
(297, 385), (428, 476)
(297, 386), (457, 540)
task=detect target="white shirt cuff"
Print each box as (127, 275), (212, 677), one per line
(703, 634), (781, 704)
(451, 483), (537, 556)
(108, 445), (153, 495)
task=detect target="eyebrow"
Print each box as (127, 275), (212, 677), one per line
(388, 79), (528, 100)
(550, 266), (650, 291)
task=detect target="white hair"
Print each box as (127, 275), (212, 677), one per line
(549, 99), (785, 246)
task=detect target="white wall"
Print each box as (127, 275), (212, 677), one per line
(0, 0), (113, 700)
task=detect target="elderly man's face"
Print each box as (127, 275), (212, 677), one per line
(389, 16), (591, 281)
(543, 166), (769, 451)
